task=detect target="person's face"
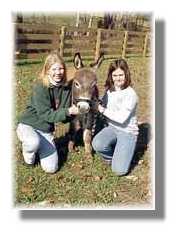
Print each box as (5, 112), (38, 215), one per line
(48, 62), (65, 83)
(112, 68), (126, 90)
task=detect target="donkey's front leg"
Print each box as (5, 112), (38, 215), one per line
(68, 118), (81, 153)
(83, 129), (92, 158)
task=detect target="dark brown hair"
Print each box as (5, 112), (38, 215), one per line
(105, 58), (131, 92)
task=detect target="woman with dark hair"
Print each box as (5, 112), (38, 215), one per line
(92, 58), (139, 176)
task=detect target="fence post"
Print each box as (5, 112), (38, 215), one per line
(52, 27), (59, 50)
(122, 31), (128, 58)
(143, 32), (148, 57)
(95, 29), (102, 61)
(60, 26), (66, 57)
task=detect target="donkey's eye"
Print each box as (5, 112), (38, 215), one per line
(74, 81), (80, 88)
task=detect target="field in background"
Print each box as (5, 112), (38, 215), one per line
(14, 57), (153, 208)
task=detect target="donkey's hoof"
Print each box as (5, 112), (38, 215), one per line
(84, 152), (93, 163)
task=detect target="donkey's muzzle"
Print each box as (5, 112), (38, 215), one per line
(77, 101), (90, 114)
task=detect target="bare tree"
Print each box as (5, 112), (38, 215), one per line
(75, 12), (80, 27)
(16, 13), (23, 23)
(88, 13), (93, 28)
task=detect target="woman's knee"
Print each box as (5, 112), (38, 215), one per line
(92, 136), (103, 152)
(17, 124), (40, 152)
(40, 153), (58, 174)
(112, 168), (128, 176)
(24, 135), (40, 153)
(111, 164), (129, 176)
(41, 164), (58, 174)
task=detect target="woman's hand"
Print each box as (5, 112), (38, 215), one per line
(98, 104), (105, 114)
(68, 104), (79, 115)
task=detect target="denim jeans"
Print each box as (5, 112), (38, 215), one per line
(92, 125), (137, 176)
(16, 123), (58, 173)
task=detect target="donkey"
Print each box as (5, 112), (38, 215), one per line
(68, 52), (104, 157)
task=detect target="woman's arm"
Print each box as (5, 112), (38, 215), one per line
(33, 84), (77, 123)
(99, 92), (138, 124)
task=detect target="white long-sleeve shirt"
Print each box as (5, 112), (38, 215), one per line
(102, 86), (139, 135)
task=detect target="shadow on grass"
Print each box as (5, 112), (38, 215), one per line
(54, 133), (70, 169)
(129, 122), (152, 172)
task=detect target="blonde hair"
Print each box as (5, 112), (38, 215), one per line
(38, 51), (67, 87)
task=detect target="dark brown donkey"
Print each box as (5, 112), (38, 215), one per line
(68, 52), (104, 157)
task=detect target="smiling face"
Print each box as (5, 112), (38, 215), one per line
(105, 59), (131, 92)
(48, 62), (65, 83)
(112, 68), (126, 90)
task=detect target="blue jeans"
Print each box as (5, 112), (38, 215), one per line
(92, 125), (137, 176)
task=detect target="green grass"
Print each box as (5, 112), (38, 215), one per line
(14, 57), (152, 208)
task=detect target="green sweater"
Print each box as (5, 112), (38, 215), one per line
(19, 81), (72, 133)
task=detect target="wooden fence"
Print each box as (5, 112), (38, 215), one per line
(15, 23), (151, 60)
(15, 23), (59, 59)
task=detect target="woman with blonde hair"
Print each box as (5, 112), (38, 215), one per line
(16, 51), (79, 173)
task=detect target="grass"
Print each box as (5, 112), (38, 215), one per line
(14, 57), (153, 208)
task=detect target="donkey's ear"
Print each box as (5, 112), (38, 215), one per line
(90, 52), (104, 70)
(73, 52), (84, 69)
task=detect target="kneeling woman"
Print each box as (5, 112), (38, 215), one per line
(16, 52), (79, 173)
(92, 58), (139, 176)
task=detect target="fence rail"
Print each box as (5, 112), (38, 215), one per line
(15, 23), (151, 60)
